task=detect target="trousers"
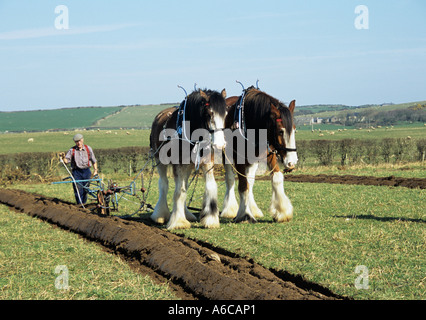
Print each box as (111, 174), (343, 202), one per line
(71, 168), (92, 204)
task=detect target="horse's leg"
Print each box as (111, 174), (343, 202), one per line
(150, 162), (170, 224)
(268, 154), (293, 222)
(200, 162), (220, 228)
(167, 164), (192, 230)
(184, 203), (197, 222)
(247, 162), (263, 219)
(184, 171), (197, 222)
(234, 163), (257, 223)
(221, 163), (239, 219)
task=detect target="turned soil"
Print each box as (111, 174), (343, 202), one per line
(284, 174), (426, 189)
(0, 189), (341, 300)
(0, 188), (342, 300)
(2, 173), (423, 299)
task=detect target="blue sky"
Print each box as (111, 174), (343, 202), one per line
(0, 0), (425, 111)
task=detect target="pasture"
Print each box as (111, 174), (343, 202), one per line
(95, 104), (176, 129)
(3, 168), (425, 300)
(1, 124), (425, 154)
(0, 107), (122, 133)
(0, 204), (177, 300)
(0, 129), (151, 155)
(0, 121), (424, 300)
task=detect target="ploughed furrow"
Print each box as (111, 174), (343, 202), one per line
(283, 174), (425, 189)
(0, 188), (342, 300)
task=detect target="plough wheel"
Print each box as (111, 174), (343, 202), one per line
(97, 190), (110, 216)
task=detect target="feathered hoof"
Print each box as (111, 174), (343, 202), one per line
(234, 214), (257, 224)
(251, 206), (264, 219)
(220, 207), (238, 219)
(150, 210), (170, 225)
(166, 218), (191, 230)
(221, 200), (239, 219)
(200, 214), (220, 229)
(272, 209), (293, 223)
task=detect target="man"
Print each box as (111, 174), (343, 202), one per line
(60, 133), (98, 205)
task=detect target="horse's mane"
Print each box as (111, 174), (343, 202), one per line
(244, 88), (293, 136)
(185, 89), (226, 125)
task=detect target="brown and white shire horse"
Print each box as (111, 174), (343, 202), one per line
(150, 89), (227, 230)
(222, 87), (298, 223)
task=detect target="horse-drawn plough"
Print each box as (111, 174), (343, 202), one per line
(53, 155), (203, 218)
(52, 80), (298, 229)
(52, 85), (210, 220)
(52, 154), (160, 217)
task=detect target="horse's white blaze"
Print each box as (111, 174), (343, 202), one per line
(270, 171), (293, 222)
(221, 164), (239, 219)
(282, 127), (298, 168)
(212, 114), (226, 150)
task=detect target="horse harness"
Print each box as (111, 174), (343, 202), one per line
(170, 91), (222, 171)
(270, 114), (297, 155)
(174, 94), (224, 142)
(233, 88), (297, 157)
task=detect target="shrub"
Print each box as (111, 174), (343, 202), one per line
(310, 140), (338, 166)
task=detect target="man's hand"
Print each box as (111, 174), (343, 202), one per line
(93, 164), (98, 177)
(59, 152), (66, 162)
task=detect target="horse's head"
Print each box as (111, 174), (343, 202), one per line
(269, 100), (298, 172)
(199, 89), (228, 150)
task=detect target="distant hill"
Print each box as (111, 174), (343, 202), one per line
(295, 101), (426, 128)
(94, 104), (176, 129)
(1, 100), (425, 133)
(0, 106), (122, 133)
(0, 104), (180, 133)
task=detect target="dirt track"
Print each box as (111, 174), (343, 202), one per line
(0, 188), (341, 300)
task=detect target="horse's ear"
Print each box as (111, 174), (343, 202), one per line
(289, 100), (296, 113)
(200, 90), (208, 100)
(221, 89), (227, 99)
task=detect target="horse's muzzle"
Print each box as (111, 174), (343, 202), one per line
(283, 163), (295, 173)
(212, 130), (226, 150)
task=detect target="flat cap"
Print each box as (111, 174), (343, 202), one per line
(73, 133), (84, 142)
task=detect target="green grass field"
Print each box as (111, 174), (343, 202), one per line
(1, 99), (424, 134)
(0, 107), (122, 132)
(4, 173), (425, 300)
(1, 124), (425, 155)
(295, 100), (426, 121)
(1, 103), (424, 300)
(0, 103), (175, 133)
(296, 123), (426, 140)
(0, 204), (177, 300)
(0, 130), (151, 155)
(95, 104), (176, 129)
(175, 181), (425, 300)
